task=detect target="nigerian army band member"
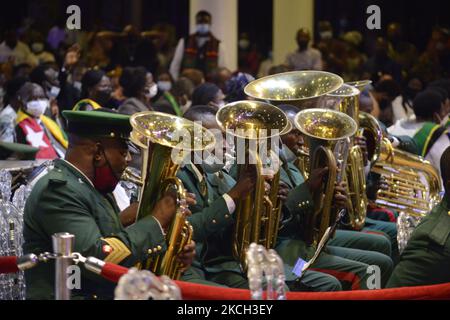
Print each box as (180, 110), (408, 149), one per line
(387, 146), (450, 287)
(179, 105), (393, 291)
(22, 110), (196, 300)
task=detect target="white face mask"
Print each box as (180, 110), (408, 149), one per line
(145, 83), (158, 99)
(48, 86), (61, 99)
(320, 31), (333, 40)
(196, 24), (210, 35)
(239, 39), (250, 50)
(157, 81), (172, 92)
(441, 114), (449, 126)
(26, 99), (49, 117)
(180, 100), (192, 113)
(73, 81), (82, 91)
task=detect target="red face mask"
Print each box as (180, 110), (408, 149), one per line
(93, 148), (120, 194)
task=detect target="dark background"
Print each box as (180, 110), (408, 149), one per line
(1, 0), (449, 55)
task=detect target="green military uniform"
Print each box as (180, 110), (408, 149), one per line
(177, 163), (242, 288)
(178, 163), (342, 291)
(387, 196), (450, 287)
(276, 147), (394, 288)
(23, 111), (167, 300)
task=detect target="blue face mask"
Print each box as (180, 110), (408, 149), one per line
(280, 145), (298, 163)
(196, 24), (210, 35)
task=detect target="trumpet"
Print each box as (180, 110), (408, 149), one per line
(216, 101), (288, 269)
(294, 109), (357, 245)
(128, 111), (216, 279)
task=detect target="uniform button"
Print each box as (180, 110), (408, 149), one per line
(212, 219), (217, 224)
(157, 245), (162, 251)
(225, 214), (230, 219)
(92, 295), (98, 299)
(148, 249), (153, 254)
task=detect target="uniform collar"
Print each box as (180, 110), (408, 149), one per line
(58, 159), (95, 187)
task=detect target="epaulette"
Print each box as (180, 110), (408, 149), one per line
(48, 169), (68, 185)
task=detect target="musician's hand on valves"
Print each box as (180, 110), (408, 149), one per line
(228, 165), (257, 202)
(334, 182), (349, 210)
(153, 192), (195, 231)
(354, 135), (369, 165)
(277, 181), (290, 202)
(177, 241), (196, 273)
(305, 167), (329, 194)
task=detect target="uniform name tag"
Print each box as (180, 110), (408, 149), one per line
(292, 258), (306, 277)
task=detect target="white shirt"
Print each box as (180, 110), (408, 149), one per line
(392, 96), (414, 123)
(0, 105), (17, 143)
(425, 131), (450, 187)
(388, 119), (426, 138)
(190, 163), (236, 214)
(169, 37), (228, 80)
(285, 47), (323, 71)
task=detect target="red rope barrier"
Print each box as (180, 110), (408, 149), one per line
(0, 256), (19, 274)
(173, 281), (450, 300)
(100, 262), (129, 283)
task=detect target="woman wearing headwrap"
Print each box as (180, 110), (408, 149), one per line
(191, 82), (225, 110)
(225, 72), (255, 103)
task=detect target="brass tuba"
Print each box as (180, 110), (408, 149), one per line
(128, 111), (216, 279)
(244, 71), (344, 181)
(216, 101), (288, 268)
(244, 71), (343, 110)
(324, 84), (368, 230)
(370, 137), (442, 218)
(294, 109), (357, 245)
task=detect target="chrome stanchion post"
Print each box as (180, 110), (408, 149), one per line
(52, 233), (75, 300)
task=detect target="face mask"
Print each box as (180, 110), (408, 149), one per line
(239, 39), (250, 50)
(196, 24), (210, 35)
(73, 81), (82, 91)
(31, 42), (44, 54)
(96, 90), (112, 106)
(216, 101), (225, 109)
(180, 100), (192, 113)
(26, 99), (49, 117)
(320, 31), (333, 40)
(281, 145), (298, 163)
(298, 41), (309, 51)
(93, 149), (121, 194)
(145, 83), (158, 99)
(47, 86), (61, 99)
(157, 81), (172, 92)
(440, 114), (449, 126)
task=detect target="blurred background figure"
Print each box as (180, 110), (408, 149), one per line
(170, 10), (228, 80)
(285, 28), (323, 71)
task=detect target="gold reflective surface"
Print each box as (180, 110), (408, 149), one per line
(346, 80), (373, 91)
(244, 71), (343, 103)
(327, 84), (360, 98)
(295, 108), (357, 141)
(216, 101), (288, 139)
(130, 111), (216, 151)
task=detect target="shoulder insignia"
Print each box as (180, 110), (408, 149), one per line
(101, 237), (131, 265)
(48, 170), (67, 185)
